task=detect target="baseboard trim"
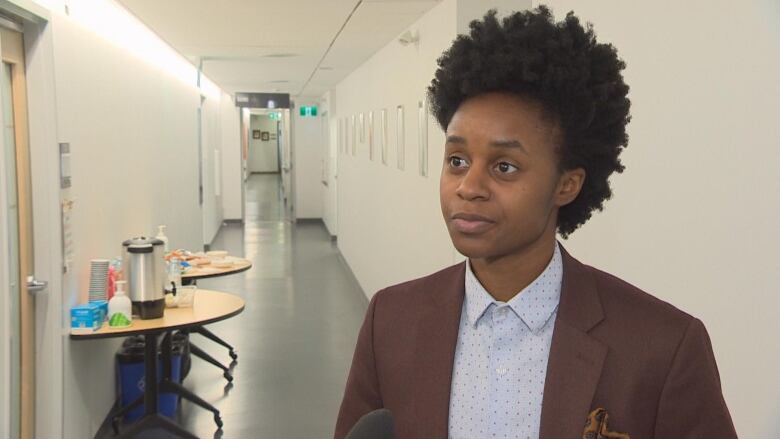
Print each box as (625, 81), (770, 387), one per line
(336, 251), (368, 305)
(296, 218), (325, 226)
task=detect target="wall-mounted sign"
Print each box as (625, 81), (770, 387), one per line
(299, 106), (318, 117)
(235, 92), (290, 109)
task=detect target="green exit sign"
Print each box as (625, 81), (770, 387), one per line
(300, 106), (318, 117)
(268, 112), (281, 120)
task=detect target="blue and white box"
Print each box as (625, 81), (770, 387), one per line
(71, 302), (104, 332)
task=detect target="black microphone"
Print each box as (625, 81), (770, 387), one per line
(345, 409), (395, 439)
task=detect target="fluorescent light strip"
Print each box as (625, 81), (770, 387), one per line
(34, 0), (222, 100)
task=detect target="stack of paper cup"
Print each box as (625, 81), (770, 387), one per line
(88, 259), (110, 302)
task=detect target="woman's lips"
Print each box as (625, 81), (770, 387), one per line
(450, 214), (495, 234)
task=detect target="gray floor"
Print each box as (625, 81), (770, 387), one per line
(178, 173), (367, 438)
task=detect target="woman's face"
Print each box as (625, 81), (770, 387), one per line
(440, 92), (584, 261)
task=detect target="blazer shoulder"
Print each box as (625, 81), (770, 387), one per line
(373, 262), (465, 306)
(583, 263), (695, 333)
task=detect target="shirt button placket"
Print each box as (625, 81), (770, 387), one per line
(489, 305), (511, 437)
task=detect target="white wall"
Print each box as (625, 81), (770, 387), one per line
(220, 92), (242, 220)
(292, 98), (324, 219)
(532, 1), (780, 437)
(321, 91), (338, 235)
(201, 92), (225, 245)
(248, 115), (279, 173)
(330, 0), (463, 297)
(13, 0), (233, 437)
(52, 13), (204, 437)
(279, 109), (293, 210)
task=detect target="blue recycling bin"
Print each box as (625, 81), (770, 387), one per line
(116, 334), (184, 422)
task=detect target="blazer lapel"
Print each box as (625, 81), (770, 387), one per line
(539, 244), (608, 439)
(411, 262), (466, 439)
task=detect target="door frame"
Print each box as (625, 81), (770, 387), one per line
(23, 13), (66, 439)
(0, 2), (63, 439)
(1, 21), (36, 439)
(0, 42), (11, 439)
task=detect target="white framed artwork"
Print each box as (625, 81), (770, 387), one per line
(351, 114), (357, 156)
(381, 109), (388, 165)
(396, 105), (405, 170)
(368, 111), (374, 161)
(359, 112), (365, 143)
(418, 100), (428, 177)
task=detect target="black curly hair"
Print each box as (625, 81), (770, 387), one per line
(428, 6), (631, 238)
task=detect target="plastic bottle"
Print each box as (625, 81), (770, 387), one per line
(108, 281), (132, 327)
(155, 225), (169, 252)
(165, 258), (182, 295)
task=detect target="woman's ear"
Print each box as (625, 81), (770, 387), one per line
(555, 168), (586, 207)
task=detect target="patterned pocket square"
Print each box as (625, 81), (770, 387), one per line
(582, 408), (630, 439)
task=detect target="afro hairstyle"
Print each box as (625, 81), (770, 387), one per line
(427, 5), (631, 238)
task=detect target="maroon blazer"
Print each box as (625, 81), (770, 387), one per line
(334, 245), (737, 439)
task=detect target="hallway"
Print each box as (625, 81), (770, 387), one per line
(179, 174), (367, 437)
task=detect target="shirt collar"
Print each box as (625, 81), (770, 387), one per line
(464, 241), (563, 334)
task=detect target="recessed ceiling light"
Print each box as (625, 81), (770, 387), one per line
(262, 53), (298, 58)
(268, 80), (290, 84)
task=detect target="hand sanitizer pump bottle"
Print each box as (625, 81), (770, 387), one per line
(155, 225), (169, 253)
(108, 280), (133, 327)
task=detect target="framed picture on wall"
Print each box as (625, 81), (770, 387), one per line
(396, 105), (405, 170)
(381, 109), (388, 165)
(351, 114), (357, 156)
(359, 112), (365, 143)
(418, 100), (428, 177)
(253, 130), (261, 139)
(261, 131), (270, 141)
(368, 111), (374, 161)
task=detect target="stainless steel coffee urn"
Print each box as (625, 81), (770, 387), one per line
(122, 237), (166, 319)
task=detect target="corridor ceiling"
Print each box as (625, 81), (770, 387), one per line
(118, 0), (440, 98)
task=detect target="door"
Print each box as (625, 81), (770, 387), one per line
(1, 25), (35, 439)
(278, 109), (293, 219)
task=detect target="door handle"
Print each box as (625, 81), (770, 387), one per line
(26, 276), (48, 294)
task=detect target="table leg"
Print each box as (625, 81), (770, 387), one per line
(115, 332), (199, 439)
(160, 330), (223, 429)
(192, 326), (238, 360)
(143, 333), (159, 415)
(189, 342), (233, 382)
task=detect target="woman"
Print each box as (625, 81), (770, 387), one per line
(335, 7), (736, 439)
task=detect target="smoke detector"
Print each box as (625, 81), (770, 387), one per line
(398, 30), (419, 46)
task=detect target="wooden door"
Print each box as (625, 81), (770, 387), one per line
(1, 25), (34, 439)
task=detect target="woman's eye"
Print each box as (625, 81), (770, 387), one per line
(496, 162), (519, 174)
(449, 156), (468, 168)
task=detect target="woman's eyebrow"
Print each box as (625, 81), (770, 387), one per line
(445, 135), (467, 144)
(490, 139), (528, 154)
(445, 135), (528, 155)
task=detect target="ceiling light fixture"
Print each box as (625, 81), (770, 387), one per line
(262, 53), (298, 58)
(398, 30), (419, 46)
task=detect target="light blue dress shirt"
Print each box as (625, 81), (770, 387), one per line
(448, 242), (563, 439)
